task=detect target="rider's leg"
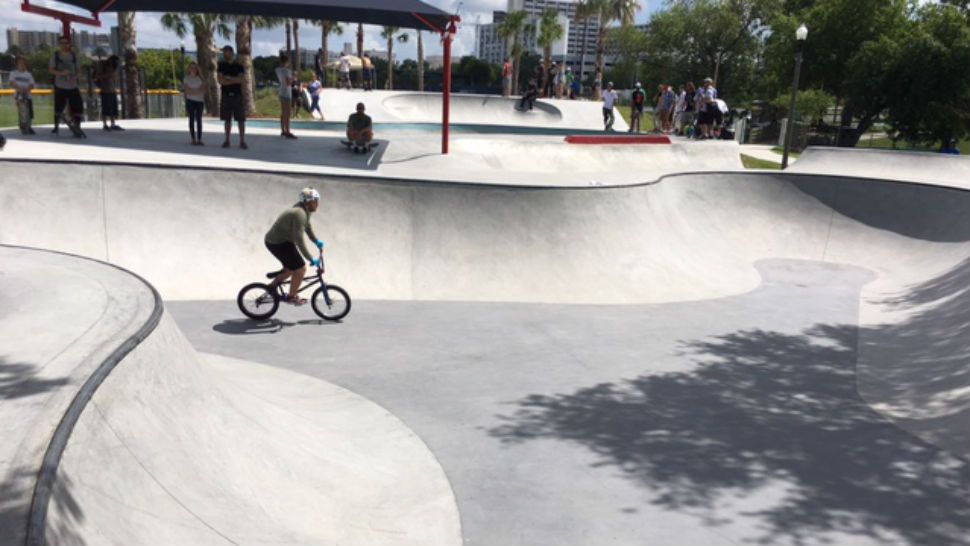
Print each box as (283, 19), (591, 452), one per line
(288, 265), (307, 301)
(269, 269), (293, 289)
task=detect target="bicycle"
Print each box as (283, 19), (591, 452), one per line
(236, 249), (351, 321)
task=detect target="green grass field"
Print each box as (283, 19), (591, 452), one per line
(741, 154), (782, 170)
(617, 106), (657, 133)
(0, 99), (53, 130)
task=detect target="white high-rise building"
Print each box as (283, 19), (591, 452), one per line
(475, 0), (605, 76)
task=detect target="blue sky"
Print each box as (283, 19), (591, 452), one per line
(1, 0), (659, 59)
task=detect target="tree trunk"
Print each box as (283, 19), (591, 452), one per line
(595, 27), (606, 100)
(387, 37), (394, 89)
(356, 24), (364, 87)
(293, 19), (301, 72)
(512, 37), (521, 95)
(543, 46), (552, 97)
(196, 26), (219, 116)
(235, 17), (255, 115)
(118, 12), (144, 119)
(286, 21), (292, 66)
(321, 23), (329, 87)
(417, 31), (424, 92)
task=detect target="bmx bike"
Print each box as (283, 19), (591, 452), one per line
(236, 249), (351, 321)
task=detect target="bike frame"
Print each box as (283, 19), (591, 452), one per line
(272, 250), (335, 306)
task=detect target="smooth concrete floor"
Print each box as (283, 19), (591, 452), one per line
(167, 259), (970, 546)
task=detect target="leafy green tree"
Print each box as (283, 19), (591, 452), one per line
(582, 0), (641, 99)
(162, 13), (231, 115)
(380, 27), (410, 89)
(605, 24), (648, 89)
(498, 10), (529, 95)
(537, 9), (565, 95)
(771, 88), (835, 125)
(118, 11), (144, 118)
(317, 20), (343, 87)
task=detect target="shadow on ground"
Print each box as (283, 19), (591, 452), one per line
(0, 358), (70, 400)
(490, 322), (970, 545)
(212, 317), (336, 335)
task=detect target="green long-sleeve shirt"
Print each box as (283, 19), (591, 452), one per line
(265, 204), (319, 260)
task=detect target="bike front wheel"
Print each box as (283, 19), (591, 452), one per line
(237, 282), (280, 320)
(311, 285), (351, 321)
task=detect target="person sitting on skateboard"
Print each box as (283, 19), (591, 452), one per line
(346, 102), (373, 153)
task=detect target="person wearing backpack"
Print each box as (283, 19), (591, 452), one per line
(49, 36), (84, 137)
(629, 82), (646, 134)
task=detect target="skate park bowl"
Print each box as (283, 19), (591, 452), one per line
(0, 144), (968, 544)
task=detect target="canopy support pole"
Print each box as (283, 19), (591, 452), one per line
(441, 19), (457, 155)
(21, 0), (101, 38)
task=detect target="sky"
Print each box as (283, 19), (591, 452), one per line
(0, 0), (659, 61)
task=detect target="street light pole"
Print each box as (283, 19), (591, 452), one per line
(782, 24), (808, 170)
(179, 39), (186, 80)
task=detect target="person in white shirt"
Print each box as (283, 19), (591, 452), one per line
(182, 61), (207, 145)
(602, 82), (619, 131)
(276, 53), (297, 139)
(8, 56), (36, 135)
(338, 53), (352, 89)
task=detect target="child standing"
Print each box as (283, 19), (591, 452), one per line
(183, 62), (207, 145)
(9, 56), (35, 135)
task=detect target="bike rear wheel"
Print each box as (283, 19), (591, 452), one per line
(311, 285), (351, 321)
(237, 282), (280, 320)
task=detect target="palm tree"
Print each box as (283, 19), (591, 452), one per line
(235, 17), (281, 115)
(575, 1), (596, 88)
(380, 27), (410, 89)
(497, 10), (528, 95)
(292, 19), (301, 71)
(162, 13), (231, 115)
(585, 0), (641, 99)
(118, 11), (144, 118)
(417, 31), (425, 91)
(319, 20), (343, 87)
(356, 23), (364, 87)
(537, 9), (565, 97)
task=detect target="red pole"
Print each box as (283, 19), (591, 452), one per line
(441, 20), (456, 155)
(61, 17), (71, 39)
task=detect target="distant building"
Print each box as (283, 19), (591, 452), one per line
(7, 27), (110, 55)
(475, 0), (606, 76)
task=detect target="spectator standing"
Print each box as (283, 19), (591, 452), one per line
(217, 45), (248, 149)
(183, 61), (206, 145)
(96, 55), (123, 131)
(502, 57), (512, 97)
(697, 77), (718, 139)
(9, 55), (36, 135)
(338, 52), (352, 89)
(682, 82), (697, 137)
(49, 36), (83, 136)
(276, 54), (298, 139)
(309, 76), (323, 119)
(629, 82), (646, 134)
(673, 85), (687, 135)
(565, 68), (575, 99)
(362, 54), (374, 91)
(602, 82), (619, 131)
(653, 84), (666, 133)
(314, 48), (325, 81)
(661, 85), (677, 133)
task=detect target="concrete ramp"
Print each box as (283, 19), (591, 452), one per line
(790, 146), (970, 188)
(320, 89), (627, 131)
(0, 247), (461, 545)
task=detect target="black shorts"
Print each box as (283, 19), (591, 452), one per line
(266, 240), (305, 271)
(54, 87), (83, 116)
(101, 92), (118, 117)
(220, 93), (245, 122)
(698, 109), (716, 125)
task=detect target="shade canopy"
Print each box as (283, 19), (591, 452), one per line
(53, 0), (455, 31)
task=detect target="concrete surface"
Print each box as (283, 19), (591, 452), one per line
(0, 246), (156, 546)
(789, 146), (970, 188)
(319, 89), (628, 131)
(0, 119), (737, 186)
(0, 247), (460, 545)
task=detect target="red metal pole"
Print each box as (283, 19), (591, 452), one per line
(61, 17), (71, 39)
(441, 22), (454, 155)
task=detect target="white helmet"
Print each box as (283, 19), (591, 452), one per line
(299, 187), (320, 203)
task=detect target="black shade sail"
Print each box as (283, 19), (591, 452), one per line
(53, 0), (456, 31)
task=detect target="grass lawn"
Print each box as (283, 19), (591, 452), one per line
(617, 106), (657, 133)
(741, 154), (782, 170)
(770, 146), (800, 159)
(0, 101), (53, 130)
(253, 88), (315, 120)
(856, 135), (970, 154)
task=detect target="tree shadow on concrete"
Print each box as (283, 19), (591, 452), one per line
(490, 324), (970, 545)
(0, 468), (84, 546)
(0, 358), (70, 400)
(859, 255), (970, 460)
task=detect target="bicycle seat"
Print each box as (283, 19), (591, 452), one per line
(266, 270), (282, 279)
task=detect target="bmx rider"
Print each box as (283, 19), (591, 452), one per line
(265, 187), (325, 306)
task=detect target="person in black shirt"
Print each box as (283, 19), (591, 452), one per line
(217, 45), (247, 149)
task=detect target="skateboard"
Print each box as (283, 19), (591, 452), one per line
(15, 97), (31, 133)
(341, 140), (378, 154)
(61, 112), (86, 138)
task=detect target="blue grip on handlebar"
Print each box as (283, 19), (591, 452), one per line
(315, 240), (325, 249)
